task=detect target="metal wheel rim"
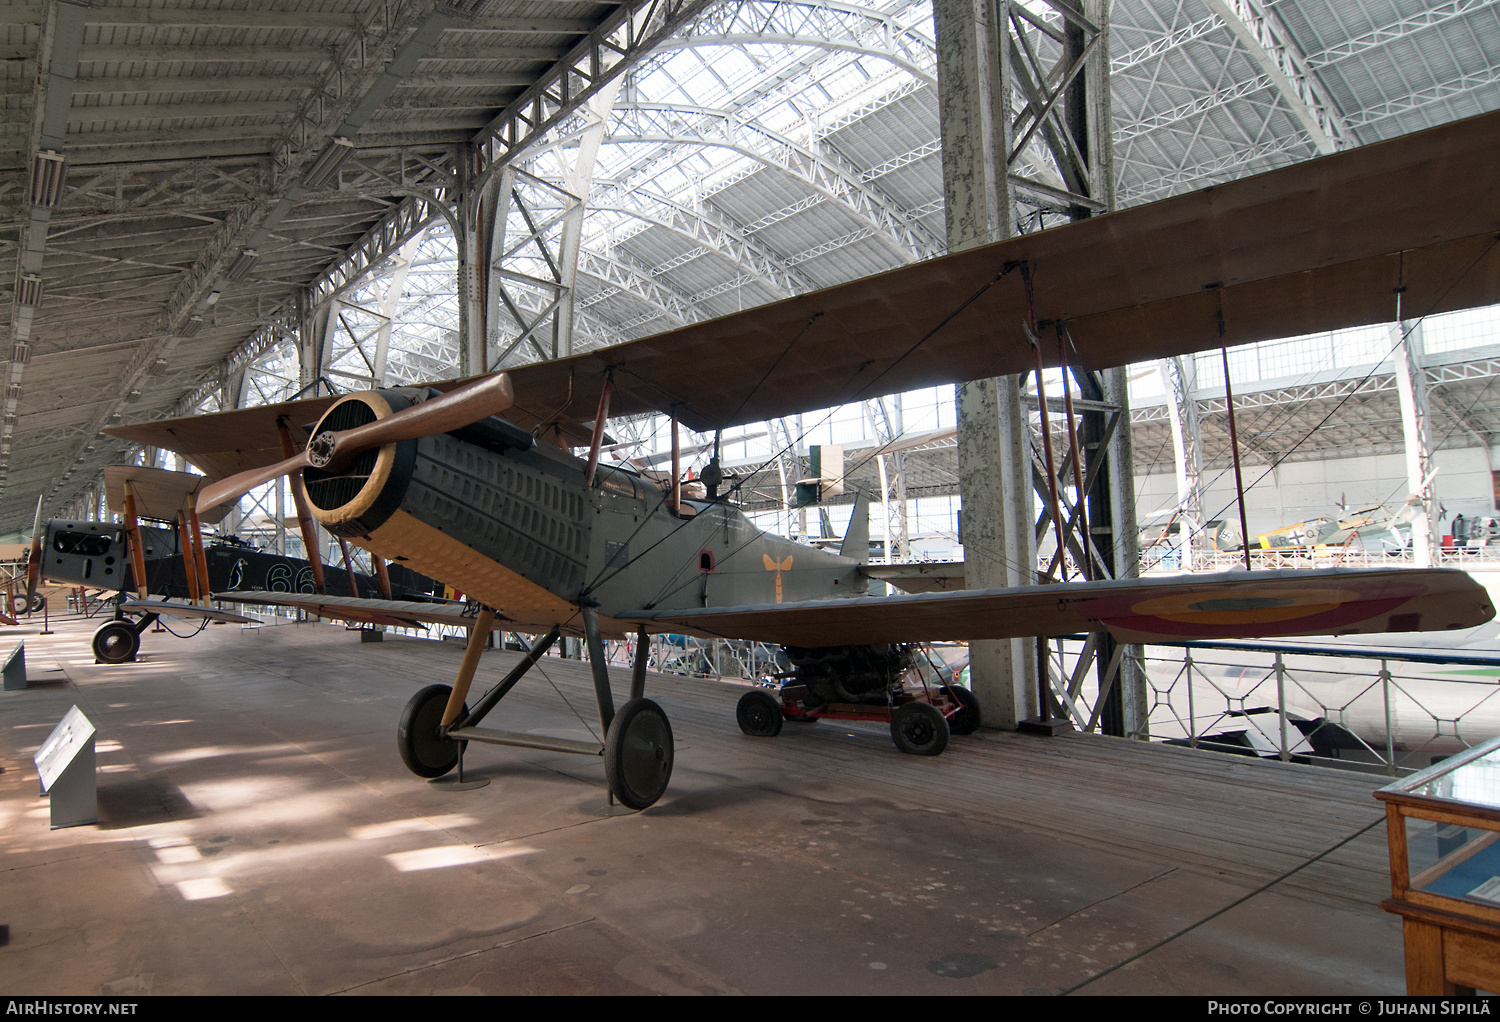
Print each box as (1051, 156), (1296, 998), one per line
(95, 624), (135, 662)
(743, 700), (774, 732)
(902, 714), (936, 747)
(618, 710), (671, 800)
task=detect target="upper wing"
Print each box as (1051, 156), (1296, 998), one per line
(103, 465), (232, 525)
(619, 568), (1495, 646)
(106, 395), (344, 482)
(500, 108), (1500, 434)
(104, 386), (593, 479)
(109, 109), (1500, 462)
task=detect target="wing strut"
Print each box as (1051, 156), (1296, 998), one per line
(175, 511), (200, 605)
(1220, 342), (1254, 572)
(670, 411), (681, 515)
(188, 508), (211, 607)
(335, 536), (361, 599)
(583, 369), (615, 487)
(121, 481), (149, 599)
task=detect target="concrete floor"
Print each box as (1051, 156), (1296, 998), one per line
(0, 607), (1411, 995)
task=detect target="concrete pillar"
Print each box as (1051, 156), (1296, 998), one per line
(935, 0), (1038, 730)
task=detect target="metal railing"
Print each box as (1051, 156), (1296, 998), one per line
(1140, 545), (1500, 573)
(1050, 636), (1500, 776)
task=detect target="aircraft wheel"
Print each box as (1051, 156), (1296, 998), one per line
(736, 689), (784, 737)
(398, 684), (464, 779)
(23, 594), (44, 615)
(939, 685), (982, 736)
(92, 621), (140, 664)
(891, 701), (949, 756)
(605, 698), (674, 811)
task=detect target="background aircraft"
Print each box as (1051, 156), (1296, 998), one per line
(34, 466), (444, 663)
(101, 108), (1500, 810)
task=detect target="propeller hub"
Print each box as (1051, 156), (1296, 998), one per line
(306, 431), (338, 469)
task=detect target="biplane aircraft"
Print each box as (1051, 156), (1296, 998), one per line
(101, 108), (1500, 810)
(30, 465), (443, 663)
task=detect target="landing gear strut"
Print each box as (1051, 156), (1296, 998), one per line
(394, 610), (676, 810)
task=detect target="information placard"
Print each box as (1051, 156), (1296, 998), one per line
(34, 706), (96, 829)
(2, 642), (24, 690)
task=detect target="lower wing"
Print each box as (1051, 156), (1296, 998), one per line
(121, 597), (260, 625)
(210, 591), (496, 630)
(619, 568), (1495, 646)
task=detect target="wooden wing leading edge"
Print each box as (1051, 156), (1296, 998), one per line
(210, 592), (501, 631)
(618, 568), (1495, 647)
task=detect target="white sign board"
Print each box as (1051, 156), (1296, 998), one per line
(34, 706), (97, 829)
(35, 706), (94, 791)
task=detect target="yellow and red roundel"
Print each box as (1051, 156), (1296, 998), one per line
(1077, 577), (1430, 640)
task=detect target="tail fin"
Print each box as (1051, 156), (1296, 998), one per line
(840, 490), (871, 563)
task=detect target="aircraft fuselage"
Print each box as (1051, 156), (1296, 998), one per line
(302, 390), (865, 636)
(40, 519), (435, 601)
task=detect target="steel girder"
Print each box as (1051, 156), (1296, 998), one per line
(33, 0), (712, 519)
(586, 194), (815, 298)
(1303, 0), (1500, 69)
(1119, 134), (1312, 204)
(1205, 0), (1350, 153)
(1130, 351), (1500, 471)
(606, 101), (944, 259)
(468, 0), (711, 169)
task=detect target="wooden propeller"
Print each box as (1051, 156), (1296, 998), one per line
(197, 372), (515, 514)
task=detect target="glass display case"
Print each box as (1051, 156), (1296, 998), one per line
(1376, 734), (1500, 994)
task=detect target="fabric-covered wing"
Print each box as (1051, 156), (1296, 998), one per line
(104, 387), (595, 479)
(109, 110), (1500, 461)
(211, 592), (498, 630)
(619, 568), (1495, 646)
(107, 396), (344, 481)
(120, 598), (259, 625)
(499, 108), (1500, 434)
(211, 591), (498, 630)
(104, 466), (232, 525)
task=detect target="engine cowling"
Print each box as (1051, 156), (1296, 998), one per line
(301, 390), (419, 539)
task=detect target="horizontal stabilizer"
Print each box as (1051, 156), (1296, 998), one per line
(861, 561), (965, 594)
